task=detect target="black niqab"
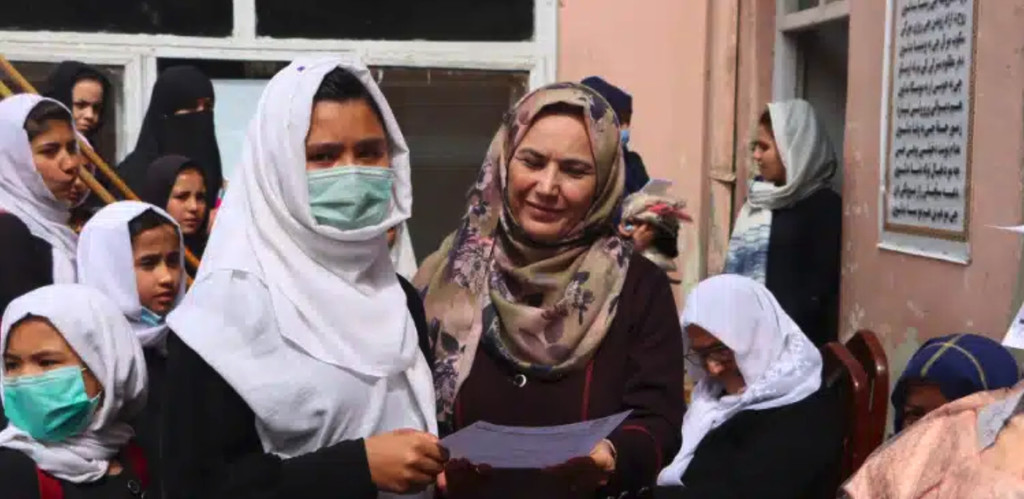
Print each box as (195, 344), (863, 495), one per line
(117, 66), (223, 210)
(142, 154), (209, 265)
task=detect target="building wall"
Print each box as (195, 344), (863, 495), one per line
(557, 0), (712, 294)
(841, 0), (1024, 377)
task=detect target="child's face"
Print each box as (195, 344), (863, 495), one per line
(131, 225), (183, 315)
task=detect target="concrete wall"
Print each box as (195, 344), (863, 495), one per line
(840, 0), (1024, 376)
(558, 0), (712, 294)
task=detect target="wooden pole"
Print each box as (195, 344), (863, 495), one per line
(0, 57), (201, 275)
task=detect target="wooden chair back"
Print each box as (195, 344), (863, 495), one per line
(845, 329), (889, 457)
(821, 342), (871, 482)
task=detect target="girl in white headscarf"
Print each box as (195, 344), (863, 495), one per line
(162, 58), (444, 499)
(0, 284), (149, 498)
(0, 95), (83, 314)
(77, 200), (187, 496)
(723, 99), (842, 346)
(656, 275), (842, 499)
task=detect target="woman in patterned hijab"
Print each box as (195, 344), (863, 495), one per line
(417, 82), (684, 497)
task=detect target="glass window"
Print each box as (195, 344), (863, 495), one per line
(155, 59), (529, 260)
(256, 0), (534, 41)
(379, 67), (529, 258)
(3, 60), (124, 163)
(0, 0), (232, 36)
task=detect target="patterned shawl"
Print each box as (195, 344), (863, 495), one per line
(621, 190), (691, 272)
(414, 82), (631, 429)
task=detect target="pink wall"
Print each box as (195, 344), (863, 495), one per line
(841, 0), (1024, 371)
(558, 0), (711, 292)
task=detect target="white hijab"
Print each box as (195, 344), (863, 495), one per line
(747, 99), (837, 211)
(77, 201), (187, 350)
(390, 222), (418, 280)
(0, 94), (78, 282)
(658, 274), (822, 486)
(0, 284), (147, 483)
(168, 57), (435, 458)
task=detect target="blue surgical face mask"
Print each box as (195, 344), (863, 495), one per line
(620, 129), (631, 147)
(3, 366), (100, 442)
(139, 307), (165, 327)
(307, 166), (394, 231)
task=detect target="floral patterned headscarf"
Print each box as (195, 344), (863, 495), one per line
(414, 82), (631, 429)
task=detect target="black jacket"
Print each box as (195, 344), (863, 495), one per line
(655, 387), (843, 499)
(766, 189), (842, 346)
(160, 276), (432, 499)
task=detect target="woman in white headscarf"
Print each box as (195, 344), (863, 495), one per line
(723, 99), (842, 346)
(0, 94), (82, 314)
(161, 58), (444, 499)
(655, 275), (842, 499)
(77, 200), (187, 495)
(0, 284), (149, 498)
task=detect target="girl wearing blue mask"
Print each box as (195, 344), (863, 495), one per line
(77, 200), (186, 496)
(0, 284), (149, 498)
(162, 58), (443, 499)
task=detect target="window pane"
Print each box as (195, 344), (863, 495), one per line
(156, 59), (529, 261)
(0, 0), (232, 36)
(3, 60), (124, 163)
(256, 0), (534, 41)
(379, 67), (529, 257)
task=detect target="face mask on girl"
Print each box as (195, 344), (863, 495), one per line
(307, 166), (394, 231)
(3, 366), (100, 442)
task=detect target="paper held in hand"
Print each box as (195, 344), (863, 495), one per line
(440, 410), (631, 469)
(994, 225), (1024, 348)
(1004, 303), (1024, 350)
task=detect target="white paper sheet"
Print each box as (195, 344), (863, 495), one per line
(1003, 303), (1024, 350)
(992, 225), (1024, 234)
(440, 411), (631, 469)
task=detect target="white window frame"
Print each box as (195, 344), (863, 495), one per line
(1, 0), (558, 157)
(772, 0), (849, 100)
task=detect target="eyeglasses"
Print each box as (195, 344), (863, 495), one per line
(685, 344), (734, 367)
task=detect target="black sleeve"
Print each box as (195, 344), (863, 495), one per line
(161, 333), (377, 499)
(0, 213), (52, 315)
(677, 389), (844, 499)
(0, 448), (41, 499)
(398, 274), (434, 368)
(603, 261), (685, 497)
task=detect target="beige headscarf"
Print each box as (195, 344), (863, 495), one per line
(414, 82), (631, 429)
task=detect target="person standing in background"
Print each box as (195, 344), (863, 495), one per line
(44, 61), (114, 229)
(723, 100), (841, 347)
(117, 66), (223, 217)
(44, 61), (111, 144)
(581, 76), (650, 197)
(139, 154), (211, 265)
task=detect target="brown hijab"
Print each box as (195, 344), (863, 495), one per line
(414, 82), (631, 427)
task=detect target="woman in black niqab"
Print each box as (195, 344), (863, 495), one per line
(116, 66), (223, 210)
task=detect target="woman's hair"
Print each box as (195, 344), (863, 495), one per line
(23, 100), (73, 141)
(651, 229), (679, 259)
(758, 109), (773, 135)
(313, 68), (387, 131)
(128, 208), (179, 244)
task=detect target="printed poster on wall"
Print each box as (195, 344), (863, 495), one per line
(879, 0), (976, 263)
